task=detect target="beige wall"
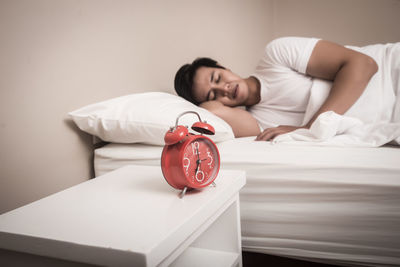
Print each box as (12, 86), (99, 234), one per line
(0, 0), (273, 213)
(1, 0), (399, 214)
(271, 0), (400, 46)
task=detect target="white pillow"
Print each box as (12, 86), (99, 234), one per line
(68, 92), (234, 145)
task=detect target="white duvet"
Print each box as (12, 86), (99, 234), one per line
(274, 110), (400, 147)
(275, 43), (400, 147)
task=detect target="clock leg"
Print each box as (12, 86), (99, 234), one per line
(179, 187), (188, 198)
(212, 182), (216, 187)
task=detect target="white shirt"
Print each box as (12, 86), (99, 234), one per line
(248, 37), (400, 130)
(249, 37), (319, 129)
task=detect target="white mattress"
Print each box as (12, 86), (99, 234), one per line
(94, 137), (400, 267)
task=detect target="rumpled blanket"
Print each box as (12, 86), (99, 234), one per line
(274, 110), (400, 147)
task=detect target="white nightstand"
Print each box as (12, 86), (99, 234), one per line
(0, 165), (246, 267)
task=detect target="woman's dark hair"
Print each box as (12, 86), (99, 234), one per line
(174, 57), (225, 105)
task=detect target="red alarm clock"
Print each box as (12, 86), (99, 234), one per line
(161, 111), (220, 197)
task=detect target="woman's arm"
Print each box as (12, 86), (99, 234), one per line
(200, 101), (261, 137)
(256, 40), (378, 141)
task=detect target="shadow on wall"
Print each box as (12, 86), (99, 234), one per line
(64, 118), (95, 178)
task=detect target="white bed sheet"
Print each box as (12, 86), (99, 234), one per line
(94, 137), (400, 267)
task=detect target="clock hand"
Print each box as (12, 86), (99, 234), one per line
(196, 159), (207, 172)
(195, 147), (201, 174)
(196, 147), (201, 161)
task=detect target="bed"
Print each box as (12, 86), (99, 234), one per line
(68, 91), (400, 266)
(94, 137), (400, 267)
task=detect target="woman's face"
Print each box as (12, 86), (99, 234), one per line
(192, 67), (249, 107)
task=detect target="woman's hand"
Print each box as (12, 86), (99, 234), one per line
(255, 125), (306, 141)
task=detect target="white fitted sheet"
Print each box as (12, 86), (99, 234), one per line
(94, 137), (400, 266)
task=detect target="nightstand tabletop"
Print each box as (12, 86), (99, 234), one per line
(0, 165), (245, 266)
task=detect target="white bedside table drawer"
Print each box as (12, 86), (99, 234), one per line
(0, 165), (246, 267)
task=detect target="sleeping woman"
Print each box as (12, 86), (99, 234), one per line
(174, 37), (400, 142)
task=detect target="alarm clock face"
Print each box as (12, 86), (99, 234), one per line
(182, 137), (220, 187)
